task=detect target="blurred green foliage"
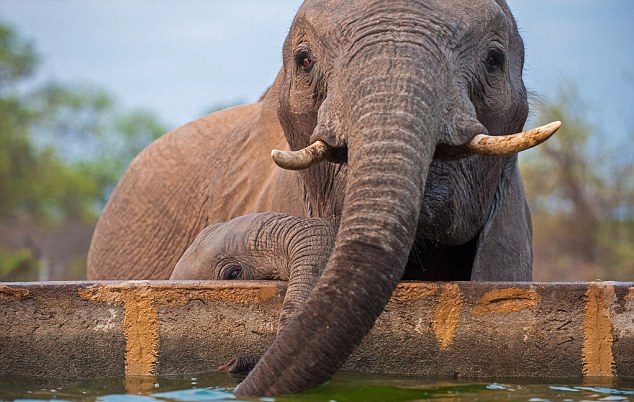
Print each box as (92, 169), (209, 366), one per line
(0, 22), (167, 280)
(0, 247), (39, 281)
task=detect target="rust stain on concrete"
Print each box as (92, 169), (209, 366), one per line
(78, 282), (281, 376)
(78, 284), (124, 304)
(124, 376), (159, 394)
(79, 285), (159, 376)
(122, 289), (159, 377)
(391, 282), (439, 302)
(127, 282), (279, 307)
(432, 283), (462, 349)
(582, 283), (615, 377)
(0, 284), (30, 301)
(471, 287), (540, 316)
(79, 282), (279, 307)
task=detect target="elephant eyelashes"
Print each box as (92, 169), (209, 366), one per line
(485, 48), (505, 72)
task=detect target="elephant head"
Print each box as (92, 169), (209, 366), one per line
(172, 213), (336, 333)
(232, 0), (559, 395)
(171, 214), (298, 283)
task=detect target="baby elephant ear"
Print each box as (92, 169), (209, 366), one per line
(471, 160), (532, 281)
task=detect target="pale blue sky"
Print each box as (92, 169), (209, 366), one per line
(1, 0), (633, 138)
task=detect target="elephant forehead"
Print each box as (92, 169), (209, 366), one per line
(296, 0), (507, 37)
(430, 0), (507, 23)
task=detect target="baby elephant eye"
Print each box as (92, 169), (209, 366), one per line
(485, 48), (505, 72)
(223, 266), (243, 280)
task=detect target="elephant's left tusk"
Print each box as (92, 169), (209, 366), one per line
(272, 140), (332, 170)
(465, 121), (561, 155)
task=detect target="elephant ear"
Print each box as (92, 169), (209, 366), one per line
(471, 157), (532, 281)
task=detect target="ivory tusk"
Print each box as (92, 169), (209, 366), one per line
(465, 121), (561, 155)
(272, 121), (561, 169)
(272, 140), (332, 170)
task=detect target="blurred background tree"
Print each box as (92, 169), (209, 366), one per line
(520, 83), (634, 281)
(0, 22), (166, 281)
(1, 21), (632, 282)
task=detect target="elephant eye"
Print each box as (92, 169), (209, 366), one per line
(295, 50), (314, 72)
(223, 266), (243, 280)
(485, 48), (505, 72)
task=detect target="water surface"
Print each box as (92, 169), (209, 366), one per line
(1, 372), (633, 402)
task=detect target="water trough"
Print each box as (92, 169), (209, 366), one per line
(1, 281), (632, 380)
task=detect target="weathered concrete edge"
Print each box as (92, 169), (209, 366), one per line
(0, 281), (632, 380)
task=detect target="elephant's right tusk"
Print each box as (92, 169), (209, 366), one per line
(272, 140), (333, 170)
(465, 121), (561, 155)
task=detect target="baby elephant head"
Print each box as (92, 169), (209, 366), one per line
(171, 216), (285, 282)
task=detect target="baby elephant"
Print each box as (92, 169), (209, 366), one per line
(171, 212), (336, 332)
(171, 212), (336, 374)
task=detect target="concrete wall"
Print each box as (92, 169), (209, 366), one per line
(1, 281), (632, 379)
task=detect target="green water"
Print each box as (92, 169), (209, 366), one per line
(1, 372), (633, 402)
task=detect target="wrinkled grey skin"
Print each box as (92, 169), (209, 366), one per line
(171, 213), (335, 333)
(235, 0), (532, 396)
(90, 0), (536, 396)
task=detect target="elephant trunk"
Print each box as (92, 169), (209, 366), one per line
(236, 47), (445, 396)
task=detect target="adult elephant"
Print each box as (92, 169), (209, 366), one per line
(88, 0), (560, 396)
